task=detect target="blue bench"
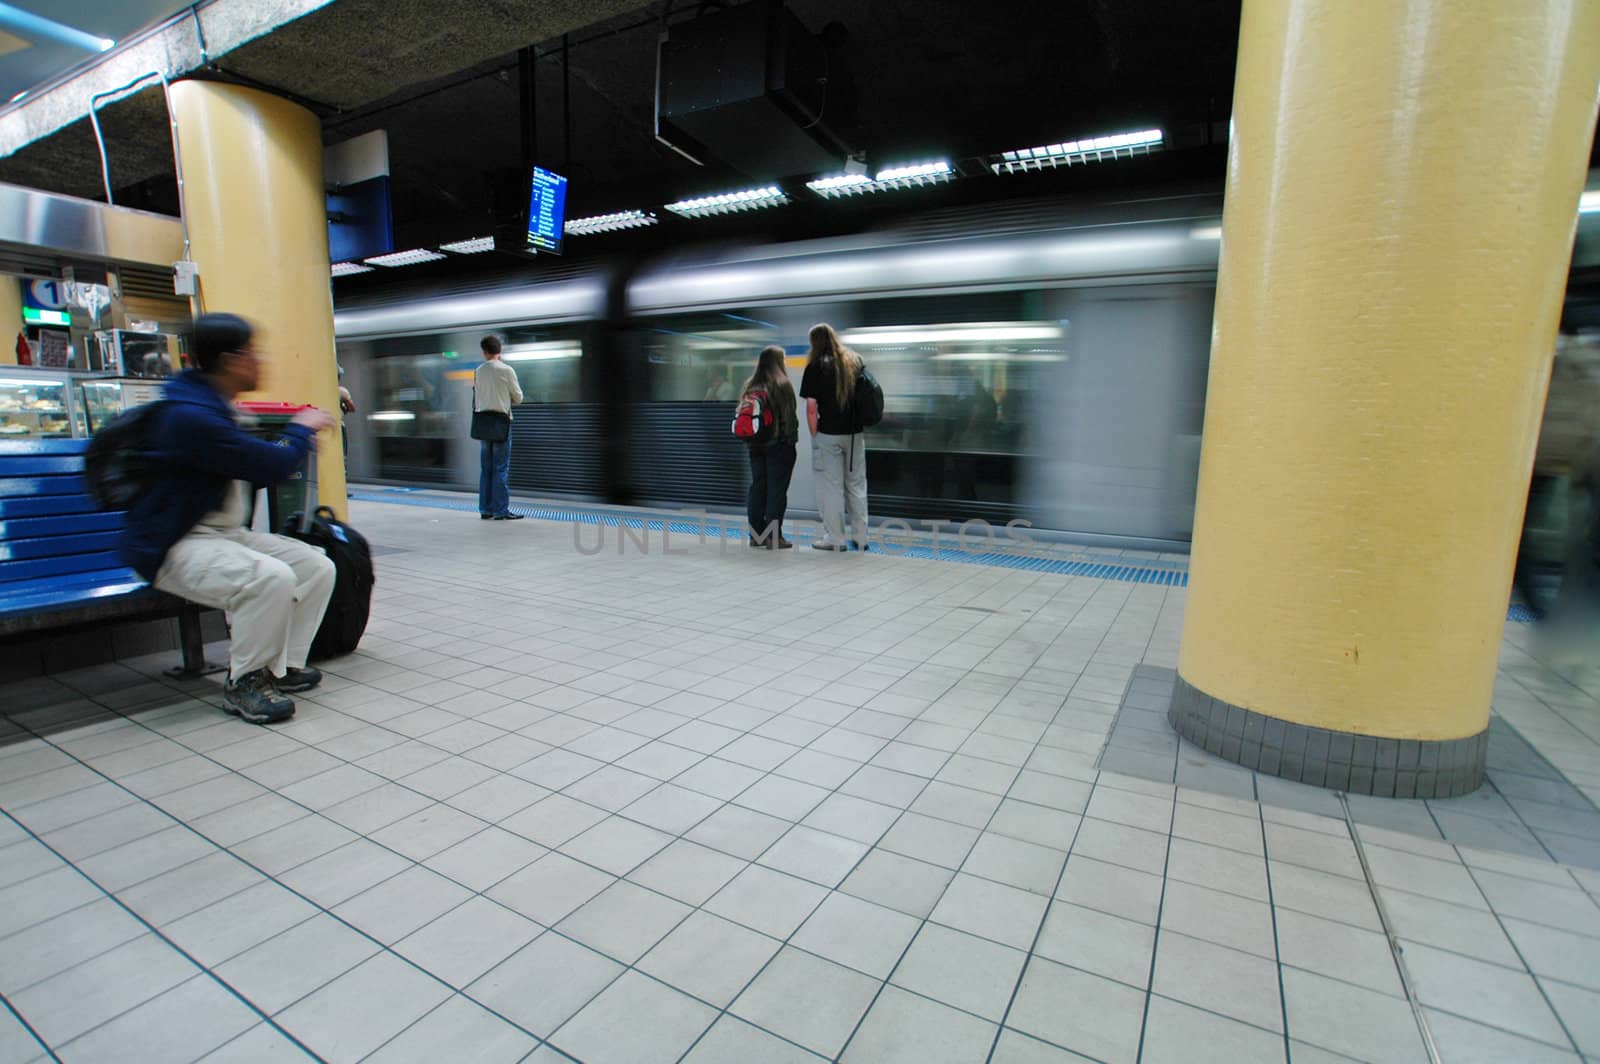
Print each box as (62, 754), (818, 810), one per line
(1, 438), (211, 672)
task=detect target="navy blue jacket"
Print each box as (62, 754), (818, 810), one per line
(119, 371), (315, 581)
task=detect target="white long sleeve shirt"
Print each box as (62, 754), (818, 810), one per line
(474, 358), (524, 415)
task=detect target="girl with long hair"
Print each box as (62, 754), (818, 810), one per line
(799, 323), (869, 550)
(741, 345), (799, 548)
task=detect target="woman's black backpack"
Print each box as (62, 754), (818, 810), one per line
(851, 366), (885, 429)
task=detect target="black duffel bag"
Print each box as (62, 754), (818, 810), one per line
(282, 506), (375, 660)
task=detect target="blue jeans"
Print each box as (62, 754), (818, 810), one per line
(479, 433), (512, 516)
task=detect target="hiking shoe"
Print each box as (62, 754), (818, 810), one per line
(274, 666), (323, 693)
(223, 669), (295, 724)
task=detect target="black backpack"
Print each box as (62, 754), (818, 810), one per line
(281, 506), (375, 660)
(851, 365), (885, 430)
(83, 401), (166, 510)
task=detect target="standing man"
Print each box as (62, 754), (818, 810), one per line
(473, 334), (524, 520)
(120, 312), (338, 725)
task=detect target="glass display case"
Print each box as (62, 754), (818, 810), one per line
(77, 378), (122, 435)
(77, 377), (165, 435)
(0, 371), (76, 439)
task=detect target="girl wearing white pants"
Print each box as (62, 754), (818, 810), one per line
(800, 323), (870, 550)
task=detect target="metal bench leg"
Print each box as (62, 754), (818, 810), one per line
(165, 604), (226, 679)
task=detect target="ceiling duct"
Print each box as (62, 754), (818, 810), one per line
(655, 0), (852, 180)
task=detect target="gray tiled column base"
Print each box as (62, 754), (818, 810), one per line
(1167, 673), (1487, 798)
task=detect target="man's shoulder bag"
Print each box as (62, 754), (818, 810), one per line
(470, 410), (510, 442)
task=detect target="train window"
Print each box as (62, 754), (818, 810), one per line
(499, 327), (583, 403)
(837, 319), (1066, 458)
(636, 313), (780, 401)
(367, 352), (457, 482)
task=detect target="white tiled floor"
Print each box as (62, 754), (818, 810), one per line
(1, 497), (1598, 1062)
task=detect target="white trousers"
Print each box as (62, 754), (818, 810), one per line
(812, 432), (869, 545)
(153, 526), (336, 680)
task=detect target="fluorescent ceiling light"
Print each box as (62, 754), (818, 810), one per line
(1581, 191), (1600, 214)
(331, 262), (375, 277)
(809, 161), (954, 198)
(440, 236), (494, 254)
(367, 411), (415, 421)
(363, 248), (446, 267)
(0, 7), (113, 53)
(1190, 226), (1223, 239)
(931, 352), (1066, 363)
(841, 323), (1065, 345)
(566, 210), (658, 235)
(0, 377), (50, 387)
(664, 186), (788, 219)
(502, 341), (583, 362)
(991, 128), (1163, 174)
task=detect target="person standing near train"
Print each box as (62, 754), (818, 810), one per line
(472, 334), (525, 521)
(739, 346), (798, 548)
(801, 323), (871, 550)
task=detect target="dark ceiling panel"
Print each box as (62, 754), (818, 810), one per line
(216, 0), (647, 111)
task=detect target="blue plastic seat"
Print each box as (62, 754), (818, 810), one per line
(0, 439), (197, 643)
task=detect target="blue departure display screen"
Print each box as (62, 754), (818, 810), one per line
(527, 167), (568, 253)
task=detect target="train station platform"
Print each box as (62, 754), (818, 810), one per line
(1, 497), (1598, 1063)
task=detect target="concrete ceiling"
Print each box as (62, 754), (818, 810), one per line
(0, 0), (1244, 250)
(0, 0), (647, 203)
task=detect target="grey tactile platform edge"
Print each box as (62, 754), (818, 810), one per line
(1167, 673), (1488, 799)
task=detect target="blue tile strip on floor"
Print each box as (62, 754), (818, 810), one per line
(348, 490), (1537, 618)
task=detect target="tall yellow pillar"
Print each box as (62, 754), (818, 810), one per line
(1172, 1), (1600, 797)
(0, 276), (21, 365)
(167, 81), (346, 515)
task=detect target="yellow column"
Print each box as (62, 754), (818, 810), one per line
(0, 276), (21, 364)
(167, 81), (346, 515)
(1174, 1), (1600, 797)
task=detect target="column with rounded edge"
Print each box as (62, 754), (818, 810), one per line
(1172, 2), (1600, 797)
(167, 80), (347, 515)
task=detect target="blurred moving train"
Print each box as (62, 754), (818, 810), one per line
(335, 191), (1224, 549)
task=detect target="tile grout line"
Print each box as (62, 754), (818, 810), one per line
(1455, 856), (1589, 1057)
(669, 685), (997, 1063)
(978, 780), (1092, 1064)
(1129, 789), (1180, 1064)
(12, 562), (1257, 1057)
(1099, 666), (1600, 876)
(0, 985), (62, 1064)
(1256, 802), (1294, 1064)
(208, 606), (1056, 1063)
(1338, 793), (1441, 1064)
(0, 805), (328, 1064)
(978, 579), (1134, 1063)
(1, 711), (577, 1057)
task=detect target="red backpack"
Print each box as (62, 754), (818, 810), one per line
(731, 389), (777, 445)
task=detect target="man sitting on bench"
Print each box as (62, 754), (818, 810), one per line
(120, 312), (338, 725)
